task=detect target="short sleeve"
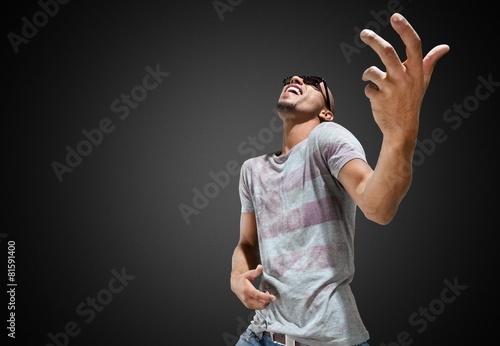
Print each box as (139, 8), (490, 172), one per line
(238, 160), (255, 212)
(310, 122), (367, 179)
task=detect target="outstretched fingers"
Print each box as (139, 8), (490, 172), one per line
(360, 28), (404, 77)
(423, 44), (451, 86)
(389, 13), (423, 71)
(360, 12), (450, 99)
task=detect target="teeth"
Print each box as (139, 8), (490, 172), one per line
(288, 86), (301, 95)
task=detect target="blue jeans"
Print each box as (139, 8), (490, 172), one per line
(235, 327), (370, 346)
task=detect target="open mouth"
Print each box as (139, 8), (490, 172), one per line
(286, 85), (302, 95)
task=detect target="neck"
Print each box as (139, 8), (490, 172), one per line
(280, 116), (321, 156)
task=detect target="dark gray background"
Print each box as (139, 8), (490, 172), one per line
(4, 1), (497, 345)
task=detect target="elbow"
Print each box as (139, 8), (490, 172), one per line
(367, 214), (393, 225)
(362, 206), (397, 226)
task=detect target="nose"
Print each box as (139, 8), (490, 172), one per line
(290, 76), (303, 85)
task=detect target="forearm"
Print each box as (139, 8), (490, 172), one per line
(231, 243), (260, 277)
(362, 133), (416, 224)
(230, 242), (275, 309)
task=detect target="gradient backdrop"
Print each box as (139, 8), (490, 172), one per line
(4, 1), (498, 345)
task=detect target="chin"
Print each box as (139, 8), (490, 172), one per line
(277, 101), (295, 112)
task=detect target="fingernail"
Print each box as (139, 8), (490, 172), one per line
(393, 13), (403, 21)
(360, 29), (374, 38)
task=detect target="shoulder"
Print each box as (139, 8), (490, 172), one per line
(310, 121), (361, 146)
(241, 152), (274, 171)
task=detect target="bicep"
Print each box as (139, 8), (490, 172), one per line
(337, 158), (373, 208)
(239, 212), (258, 248)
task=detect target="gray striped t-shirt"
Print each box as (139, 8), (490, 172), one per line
(239, 121), (370, 346)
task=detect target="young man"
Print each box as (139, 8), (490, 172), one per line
(231, 13), (449, 346)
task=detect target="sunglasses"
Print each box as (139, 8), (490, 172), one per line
(282, 76), (331, 112)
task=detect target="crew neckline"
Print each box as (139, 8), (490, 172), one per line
(272, 138), (308, 164)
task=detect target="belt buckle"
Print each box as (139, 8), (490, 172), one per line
(270, 332), (295, 346)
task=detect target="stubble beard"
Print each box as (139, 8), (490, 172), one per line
(276, 100), (296, 113)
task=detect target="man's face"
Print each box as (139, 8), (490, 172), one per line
(277, 76), (329, 114)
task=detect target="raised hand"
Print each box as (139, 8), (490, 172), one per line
(360, 13), (450, 138)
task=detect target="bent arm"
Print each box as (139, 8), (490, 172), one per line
(338, 13), (449, 225)
(338, 135), (414, 225)
(230, 212), (276, 309)
(231, 212), (260, 276)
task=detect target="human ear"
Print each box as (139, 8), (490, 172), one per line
(319, 109), (334, 122)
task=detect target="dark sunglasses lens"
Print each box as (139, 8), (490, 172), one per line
(283, 76), (324, 86)
(303, 77), (323, 85)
